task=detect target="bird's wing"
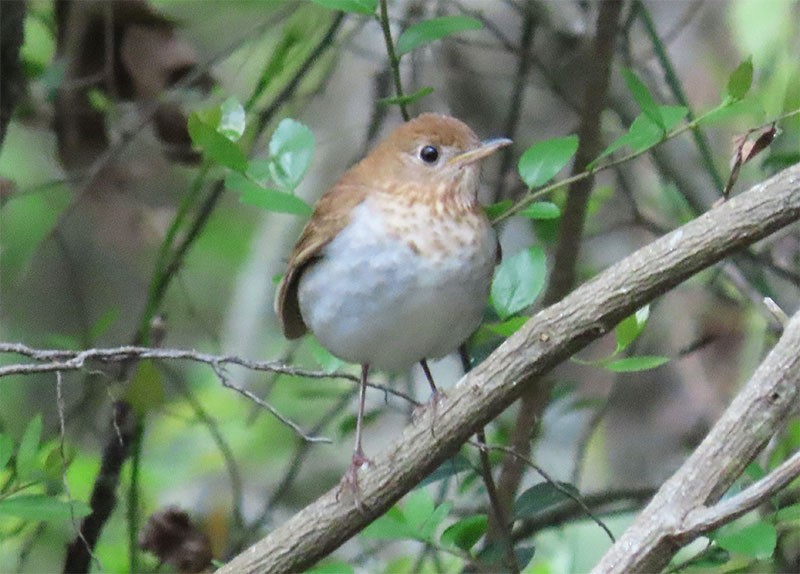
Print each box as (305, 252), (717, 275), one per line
(274, 182), (370, 339)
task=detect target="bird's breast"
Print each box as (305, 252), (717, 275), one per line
(296, 197), (496, 371)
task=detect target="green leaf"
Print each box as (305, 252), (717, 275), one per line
(603, 355), (669, 373)
(419, 454), (474, 487)
(520, 202), (561, 220)
(306, 561), (355, 574)
(614, 306), (650, 354)
(490, 246), (547, 320)
(306, 336), (345, 373)
(420, 501), (452, 541)
(440, 515), (488, 552)
(484, 200), (513, 220)
(518, 135), (579, 189)
(483, 316), (529, 338)
(402, 489), (435, 533)
(187, 112), (247, 172)
(715, 521), (777, 559)
(588, 115), (662, 169)
(658, 105), (689, 132)
(0, 434), (14, 471)
(88, 308), (119, 342)
(726, 57), (754, 101)
(226, 172), (313, 217)
(776, 504), (800, 522)
(42, 444), (63, 483)
(621, 68), (664, 130)
(87, 89), (112, 112)
(337, 409), (380, 438)
(16, 415), (42, 482)
(514, 482), (579, 519)
(396, 16), (483, 56)
(218, 97), (246, 142)
(0, 494), (91, 522)
(379, 86), (434, 107)
(311, 0), (377, 15)
(268, 118), (315, 192)
(361, 505), (416, 540)
(588, 106), (687, 169)
(125, 360), (165, 415)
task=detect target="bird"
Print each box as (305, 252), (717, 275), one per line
(275, 113), (511, 491)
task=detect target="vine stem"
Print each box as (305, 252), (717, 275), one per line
(378, 0), (410, 121)
(494, 105), (800, 224)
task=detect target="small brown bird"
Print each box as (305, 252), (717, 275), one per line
(275, 113), (511, 482)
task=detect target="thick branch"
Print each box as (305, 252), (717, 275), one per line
(216, 165), (800, 573)
(591, 308), (800, 573)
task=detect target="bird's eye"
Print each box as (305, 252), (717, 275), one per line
(419, 145), (439, 164)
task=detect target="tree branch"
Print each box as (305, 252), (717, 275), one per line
(214, 164), (800, 573)
(591, 307), (800, 573)
(0, 343), (423, 444)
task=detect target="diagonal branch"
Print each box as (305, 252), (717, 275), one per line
(215, 164), (800, 573)
(591, 307), (800, 573)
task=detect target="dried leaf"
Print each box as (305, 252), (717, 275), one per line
(723, 123), (779, 198)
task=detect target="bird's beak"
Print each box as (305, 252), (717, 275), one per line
(450, 137), (513, 167)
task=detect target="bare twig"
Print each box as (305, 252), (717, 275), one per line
(477, 441), (616, 543)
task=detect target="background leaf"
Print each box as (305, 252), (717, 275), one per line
(396, 16), (482, 56)
(602, 355), (669, 373)
(614, 306), (650, 353)
(187, 112), (248, 172)
(0, 434), (14, 471)
(124, 360), (165, 415)
(311, 0), (377, 15)
(361, 506), (417, 540)
(514, 482), (580, 519)
(268, 118), (315, 192)
(16, 414), (42, 482)
(520, 202), (561, 220)
(226, 172), (312, 216)
(419, 454), (474, 487)
(379, 86), (434, 107)
(218, 97), (246, 141)
(726, 56), (754, 101)
(0, 494), (91, 522)
(518, 135), (579, 188)
(621, 68), (664, 130)
(490, 246), (547, 320)
(715, 521), (777, 559)
(440, 515), (488, 552)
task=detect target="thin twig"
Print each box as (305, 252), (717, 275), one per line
(633, 0), (724, 192)
(683, 449), (800, 534)
(378, 0), (409, 121)
(476, 442), (616, 543)
(57, 371), (102, 572)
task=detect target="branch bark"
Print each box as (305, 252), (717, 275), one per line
(216, 164), (800, 573)
(591, 308), (800, 573)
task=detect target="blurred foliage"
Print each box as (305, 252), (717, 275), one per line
(0, 0), (799, 573)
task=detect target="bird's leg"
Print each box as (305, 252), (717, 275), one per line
(352, 363), (372, 467)
(420, 359), (439, 395)
(417, 359), (446, 434)
(339, 364), (372, 510)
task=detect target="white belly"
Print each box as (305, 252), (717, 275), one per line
(297, 200), (496, 372)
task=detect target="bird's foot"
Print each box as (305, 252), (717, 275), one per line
(413, 389), (447, 436)
(337, 452), (372, 512)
